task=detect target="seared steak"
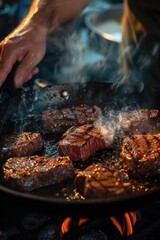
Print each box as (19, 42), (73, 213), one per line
(3, 155), (75, 191)
(58, 124), (113, 161)
(120, 134), (160, 176)
(119, 109), (160, 135)
(74, 163), (131, 198)
(42, 104), (101, 133)
(0, 132), (44, 158)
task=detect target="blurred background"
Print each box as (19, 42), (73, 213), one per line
(0, 0), (124, 85)
(0, 0), (123, 37)
(0, 0), (30, 40)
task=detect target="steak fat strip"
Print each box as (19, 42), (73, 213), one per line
(3, 156), (75, 191)
(74, 163), (131, 198)
(58, 124), (113, 161)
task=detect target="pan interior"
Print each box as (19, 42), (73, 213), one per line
(0, 82), (160, 208)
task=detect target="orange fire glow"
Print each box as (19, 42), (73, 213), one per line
(110, 211), (137, 237)
(110, 216), (123, 235)
(61, 217), (71, 235)
(61, 217), (89, 235)
(61, 211), (137, 237)
(78, 218), (89, 226)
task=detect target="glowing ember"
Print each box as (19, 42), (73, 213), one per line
(61, 211), (137, 238)
(78, 218), (89, 226)
(61, 217), (71, 235)
(110, 211), (137, 237)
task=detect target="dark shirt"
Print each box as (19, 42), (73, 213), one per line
(128, 0), (160, 38)
(121, 0), (160, 108)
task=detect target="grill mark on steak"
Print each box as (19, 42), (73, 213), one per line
(144, 135), (151, 149)
(42, 104), (102, 133)
(153, 135), (160, 146)
(120, 109), (160, 135)
(72, 106), (85, 125)
(62, 124), (95, 148)
(74, 163), (131, 198)
(0, 132), (44, 159)
(120, 134), (160, 176)
(3, 155), (75, 191)
(61, 108), (76, 121)
(58, 124), (113, 161)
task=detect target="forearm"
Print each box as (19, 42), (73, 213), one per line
(22, 0), (57, 32)
(19, 0), (90, 33)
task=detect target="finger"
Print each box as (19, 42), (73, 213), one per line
(23, 67), (39, 83)
(32, 67), (39, 76)
(14, 53), (41, 88)
(15, 67), (39, 88)
(0, 40), (28, 87)
(0, 52), (17, 87)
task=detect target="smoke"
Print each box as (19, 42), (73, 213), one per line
(53, 32), (85, 84)
(93, 106), (147, 144)
(48, 27), (160, 110)
(94, 110), (120, 145)
(115, 39), (160, 97)
(54, 32), (87, 84)
(53, 29), (121, 86)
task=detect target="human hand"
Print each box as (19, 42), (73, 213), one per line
(0, 23), (47, 88)
(0, 0), (90, 88)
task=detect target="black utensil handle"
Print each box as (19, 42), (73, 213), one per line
(1, 62), (19, 96)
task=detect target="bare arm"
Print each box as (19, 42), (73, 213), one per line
(0, 0), (89, 88)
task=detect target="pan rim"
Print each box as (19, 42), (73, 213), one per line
(0, 183), (160, 205)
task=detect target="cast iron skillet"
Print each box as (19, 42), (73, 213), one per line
(0, 70), (160, 218)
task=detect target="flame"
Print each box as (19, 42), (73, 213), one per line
(61, 217), (89, 235)
(61, 217), (71, 235)
(129, 211), (137, 225)
(78, 218), (89, 226)
(124, 212), (133, 236)
(110, 211), (137, 237)
(110, 216), (123, 235)
(61, 212), (137, 237)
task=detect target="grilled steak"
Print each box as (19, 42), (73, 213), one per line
(120, 134), (160, 176)
(74, 163), (131, 198)
(42, 104), (101, 133)
(3, 155), (75, 191)
(119, 109), (160, 135)
(58, 124), (113, 161)
(0, 132), (44, 158)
